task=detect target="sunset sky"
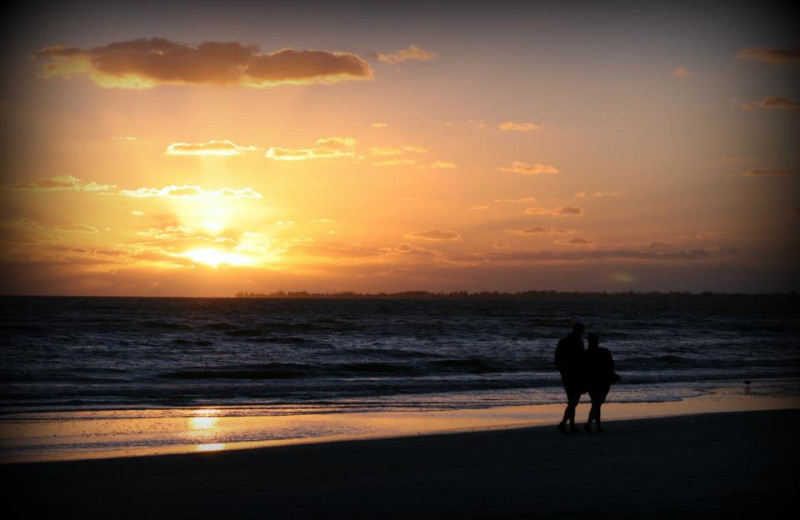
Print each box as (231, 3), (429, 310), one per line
(1, 1), (798, 296)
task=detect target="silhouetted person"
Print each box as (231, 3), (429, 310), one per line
(555, 322), (586, 434)
(583, 333), (619, 434)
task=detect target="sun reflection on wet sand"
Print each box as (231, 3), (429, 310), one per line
(1, 390), (797, 463)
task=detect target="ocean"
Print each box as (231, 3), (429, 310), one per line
(2, 294), (799, 415)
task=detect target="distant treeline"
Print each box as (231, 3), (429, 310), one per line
(234, 290), (796, 300)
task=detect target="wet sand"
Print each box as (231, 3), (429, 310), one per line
(5, 409), (798, 519)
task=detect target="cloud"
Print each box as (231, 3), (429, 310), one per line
(372, 159), (416, 166)
(120, 185), (263, 199)
(737, 47), (800, 64)
(554, 206), (582, 216)
(731, 98), (756, 111)
(285, 243), (381, 259)
(55, 224), (99, 233)
(742, 169), (800, 176)
(647, 241), (674, 248)
(494, 197), (536, 204)
(525, 206), (582, 217)
(557, 236), (592, 245)
(36, 38), (373, 89)
(0, 218), (61, 244)
(407, 229), (461, 241)
(499, 121), (543, 132)
(693, 231), (734, 240)
(576, 191), (624, 198)
(374, 45), (437, 64)
(497, 162), (559, 175)
(3, 175), (115, 192)
(756, 96), (800, 109)
(266, 137), (357, 161)
(672, 67), (691, 78)
(370, 145), (427, 156)
(166, 140), (257, 156)
(371, 122), (388, 128)
(460, 247), (727, 264)
(469, 206), (489, 211)
(427, 161), (456, 169)
(508, 226), (568, 235)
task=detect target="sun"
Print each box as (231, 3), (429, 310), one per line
(182, 248), (252, 268)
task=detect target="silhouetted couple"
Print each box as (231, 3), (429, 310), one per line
(555, 322), (619, 434)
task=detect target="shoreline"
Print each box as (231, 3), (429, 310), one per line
(4, 409), (798, 519)
(2, 383), (797, 464)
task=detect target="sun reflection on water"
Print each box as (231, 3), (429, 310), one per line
(196, 443), (226, 452)
(189, 409), (220, 430)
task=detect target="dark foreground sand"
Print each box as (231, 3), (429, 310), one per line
(5, 409), (798, 519)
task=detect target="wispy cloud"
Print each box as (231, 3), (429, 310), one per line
(36, 38), (373, 89)
(557, 236), (592, 245)
(508, 226), (568, 235)
(120, 185), (263, 199)
(372, 159), (416, 167)
(455, 247), (728, 264)
(672, 67), (691, 78)
(407, 229), (461, 241)
(3, 175), (115, 192)
(742, 169), (800, 176)
(756, 96), (800, 109)
(427, 161), (457, 169)
(525, 206), (583, 217)
(499, 121), (543, 132)
(494, 197), (536, 204)
(731, 98), (756, 111)
(266, 137), (358, 161)
(166, 140), (257, 156)
(575, 191), (624, 198)
(737, 47), (800, 64)
(373, 45), (437, 64)
(497, 162), (559, 175)
(370, 145), (427, 156)
(55, 224), (99, 233)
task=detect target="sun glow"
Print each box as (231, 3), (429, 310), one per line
(189, 409), (221, 430)
(182, 249), (252, 268)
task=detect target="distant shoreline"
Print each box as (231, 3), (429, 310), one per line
(1, 291), (797, 300)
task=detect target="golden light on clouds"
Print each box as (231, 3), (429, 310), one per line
(497, 162), (559, 175)
(36, 39), (373, 88)
(265, 137), (358, 161)
(181, 249), (253, 268)
(4, 176), (115, 192)
(499, 121), (543, 132)
(119, 185), (263, 199)
(166, 141), (258, 156)
(3, 4), (797, 295)
(374, 45), (438, 64)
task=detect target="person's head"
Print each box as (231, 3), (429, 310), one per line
(587, 333), (599, 348)
(572, 322), (585, 336)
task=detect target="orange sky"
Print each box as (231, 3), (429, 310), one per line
(1, 1), (798, 295)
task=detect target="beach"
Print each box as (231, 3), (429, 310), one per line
(5, 408), (798, 519)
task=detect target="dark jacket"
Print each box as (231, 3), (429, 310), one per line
(584, 347), (616, 389)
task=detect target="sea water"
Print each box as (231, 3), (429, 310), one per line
(2, 294), (798, 414)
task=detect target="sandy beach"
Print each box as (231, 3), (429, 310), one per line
(5, 408), (798, 519)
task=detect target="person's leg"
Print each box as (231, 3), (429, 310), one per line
(595, 387), (610, 433)
(585, 392), (598, 433)
(558, 383), (571, 433)
(567, 391), (581, 432)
